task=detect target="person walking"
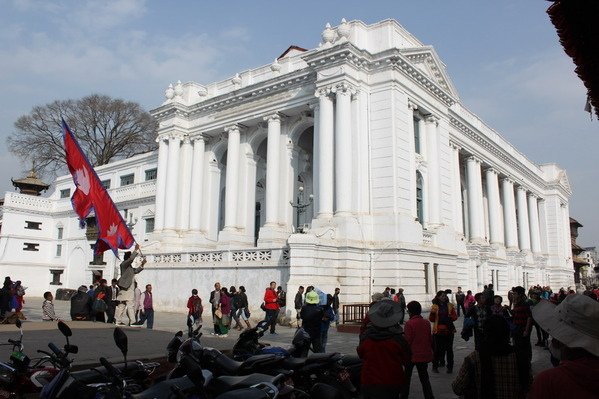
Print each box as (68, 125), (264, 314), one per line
(107, 279), (120, 324)
(92, 279), (108, 323)
(294, 286), (304, 328)
(133, 282), (142, 323)
(132, 284), (154, 329)
(218, 286), (231, 337)
(455, 287), (466, 317)
(395, 288), (407, 324)
(209, 282), (222, 336)
(510, 286), (532, 371)
(465, 293), (488, 349)
(358, 299), (410, 399)
(237, 286), (251, 329)
(464, 290), (475, 310)
(13, 281), (25, 313)
(263, 281), (280, 334)
(70, 285), (92, 321)
(452, 315), (531, 399)
(320, 294), (335, 352)
(430, 290), (457, 373)
(301, 290), (324, 353)
(332, 287), (340, 326)
(186, 289), (203, 336)
(229, 286), (241, 330)
(401, 300), (434, 399)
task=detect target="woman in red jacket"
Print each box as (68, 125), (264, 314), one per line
(263, 281), (280, 334)
(401, 301), (434, 399)
(357, 300), (410, 399)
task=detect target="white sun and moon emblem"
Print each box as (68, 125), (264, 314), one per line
(76, 167), (118, 237)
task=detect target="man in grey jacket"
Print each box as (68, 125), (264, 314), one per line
(115, 243), (146, 325)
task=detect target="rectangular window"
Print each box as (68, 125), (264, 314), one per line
(424, 263), (430, 294)
(414, 116), (421, 154)
(56, 244), (62, 257)
(101, 179), (111, 189)
(120, 174), (134, 186)
(145, 168), (157, 181)
(60, 189), (71, 198)
(25, 221), (42, 230)
(23, 242), (39, 251)
(89, 244), (106, 265)
(145, 218), (155, 233)
(57, 227), (63, 239)
(50, 269), (63, 285)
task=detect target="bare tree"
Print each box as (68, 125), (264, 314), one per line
(7, 94), (158, 175)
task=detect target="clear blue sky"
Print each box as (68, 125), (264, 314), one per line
(1, 0), (596, 245)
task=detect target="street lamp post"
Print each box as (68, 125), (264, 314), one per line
(290, 186), (313, 233)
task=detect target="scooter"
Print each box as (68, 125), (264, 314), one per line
(0, 319), (64, 398)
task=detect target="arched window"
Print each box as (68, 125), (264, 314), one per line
(416, 171), (424, 223)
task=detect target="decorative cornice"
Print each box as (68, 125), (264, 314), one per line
(449, 115), (547, 191)
(408, 100), (418, 111)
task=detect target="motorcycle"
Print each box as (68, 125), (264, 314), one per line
(0, 319), (64, 398)
(39, 324), (159, 399)
(232, 321), (362, 397)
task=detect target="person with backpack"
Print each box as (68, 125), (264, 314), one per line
(187, 289), (203, 336)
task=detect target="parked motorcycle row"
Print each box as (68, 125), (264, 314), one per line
(0, 318), (362, 398)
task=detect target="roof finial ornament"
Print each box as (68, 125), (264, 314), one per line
(321, 22), (336, 48)
(271, 58), (281, 74)
(231, 73), (242, 86)
(337, 18), (350, 43)
(165, 83), (174, 100)
(174, 80), (184, 97)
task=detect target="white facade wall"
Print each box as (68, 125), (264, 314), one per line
(0, 19), (575, 310)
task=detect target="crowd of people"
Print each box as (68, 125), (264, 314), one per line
(0, 276), (27, 321)
(357, 283), (599, 399)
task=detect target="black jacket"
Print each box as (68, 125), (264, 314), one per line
(70, 292), (92, 320)
(300, 304), (324, 338)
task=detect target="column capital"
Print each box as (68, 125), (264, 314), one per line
(263, 112), (285, 123)
(155, 134), (169, 143)
(330, 81), (358, 96)
(315, 86), (333, 98)
(516, 185), (528, 193)
(527, 192), (539, 199)
(182, 135), (192, 145)
(190, 134), (205, 144)
(467, 155), (482, 164)
(484, 167), (499, 176)
(408, 99), (418, 111)
(168, 132), (185, 141)
(449, 141), (461, 151)
(224, 124), (242, 134)
(308, 101), (319, 111)
(500, 176), (515, 184)
(424, 114), (440, 126)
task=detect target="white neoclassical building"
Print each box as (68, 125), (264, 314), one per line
(0, 19), (574, 311)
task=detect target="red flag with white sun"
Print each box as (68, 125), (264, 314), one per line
(62, 119), (135, 256)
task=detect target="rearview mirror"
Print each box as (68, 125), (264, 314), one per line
(64, 344), (79, 354)
(57, 321), (72, 337)
(15, 319), (22, 329)
(113, 327), (128, 357)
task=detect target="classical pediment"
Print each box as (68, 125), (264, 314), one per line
(400, 46), (460, 100)
(558, 170), (572, 194)
(142, 209), (155, 219)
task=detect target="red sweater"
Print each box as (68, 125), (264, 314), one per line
(357, 332), (409, 386)
(404, 315), (433, 363)
(263, 288), (280, 310)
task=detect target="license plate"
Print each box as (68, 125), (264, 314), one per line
(339, 369), (350, 381)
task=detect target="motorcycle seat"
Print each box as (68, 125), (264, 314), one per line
(281, 357), (307, 370)
(305, 352), (341, 364)
(212, 373), (279, 392)
(213, 353), (280, 375)
(131, 375), (195, 399)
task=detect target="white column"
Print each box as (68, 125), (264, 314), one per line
(177, 136), (193, 231)
(408, 101), (418, 219)
(244, 154), (258, 243)
(310, 102), (320, 216)
(164, 133), (182, 231)
(264, 113), (281, 226)
(466, 156), (485, 243)
(450, 143), (464, 234)
(528, 193), (542, 254)
(501, 178), (519, 249)
(316, 88), (334, 218)
(201, 158), (220, 239)
(189, 136), (205, 231)
(516, 186), (531, 251)
(333, 82), (354, 215)
(425, 115), (440, 225)
(357, 90), (370, 213)
(485, 168), (504, 245)
(223, 126), (240, 231)
(154, 136), (168, 231)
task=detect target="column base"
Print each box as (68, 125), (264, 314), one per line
(258, 225), (290, 247)
(217, 229), (254, 249)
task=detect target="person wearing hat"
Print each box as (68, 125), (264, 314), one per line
(70, 285), (93, 321)
(528, 294), (599, 399)
(300, 290), (325, 353)
(357, 299), (410, 399)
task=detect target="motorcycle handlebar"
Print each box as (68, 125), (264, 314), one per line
(99, 357), (120, 382)
(48, 342), (63, 357)
(8, 339), (21, 346)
